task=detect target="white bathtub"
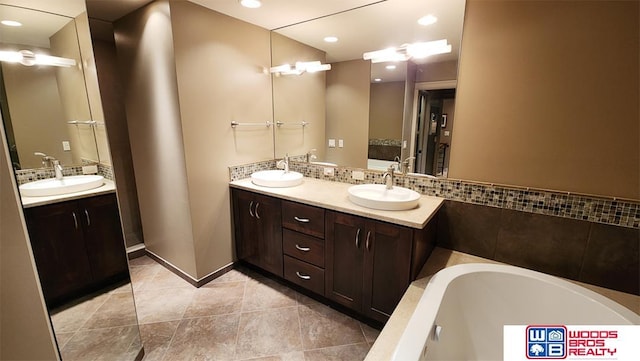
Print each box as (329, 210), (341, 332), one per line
(391, 264), (640, 361)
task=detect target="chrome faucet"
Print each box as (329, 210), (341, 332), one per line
(277, 153), (290, 173)
(306, 149), (318, 163)
(382, 164), (396, 190)
(401, 157), (416, 175)
(52, 160), (64, 180)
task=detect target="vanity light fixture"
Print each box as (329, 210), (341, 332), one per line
(239, 0), (262, 9)
(1, 20), (22, 27)
(324, 36), (338, 43)
(270, 60), (331, 76)
(418, 14), (438, 26)
(363, 39), (451, 63)
(0, 49), (76, 67)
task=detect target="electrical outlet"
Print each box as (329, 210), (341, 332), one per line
(323, 167), (334, 176)
(62, 141), (71, 151)
(328, 139), (336, 148)
(338, 139), (344, 148)
(82, 165), (98, 174)
(352, 170), (365, 180)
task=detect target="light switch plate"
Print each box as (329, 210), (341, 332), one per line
(328, 139), (336, 148)
(62, 141), (71, 151)
(352, 170), (365, 180)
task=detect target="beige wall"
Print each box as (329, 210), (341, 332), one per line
(368, 81), (404, 140)
(271, 32), (326, 161)
(415, 60), (458, 83)
(114, 0), (198, 277)
(91, 31), (143, 248)
(1, 122), (59, 360)
(169, 1), (273, 278)
(115, 0), (274, 279)
(326, 59), (370, 168)
(450, 0), (639, 199)
(75, 12), (112, 166)
(2, 61), (72, 168)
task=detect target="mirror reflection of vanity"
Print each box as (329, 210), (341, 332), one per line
(0, 3), (142, 360)
(271, 0), (465, 176)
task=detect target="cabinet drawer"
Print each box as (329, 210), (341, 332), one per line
(284, 255), (324, 295)
(282, 229), (324, 268)
(282, 201), (325, 238)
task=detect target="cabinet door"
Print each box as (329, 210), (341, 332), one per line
(81, 194), (129, 282)
(232, 189), (283, 276)
(253, 193), (283, 276)
(363, 220), (413, 322)
(24, 201), (92, 302)
(325, 211), (366, 311)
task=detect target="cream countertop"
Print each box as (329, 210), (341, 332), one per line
(364, 247), (640, 361)
(230, 177), (444, 229)
(20, 179), (116, 208)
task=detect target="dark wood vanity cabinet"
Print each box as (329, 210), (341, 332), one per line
(232, 189), (283, 276)
(231, 187), (437, 323)
(325, 211), (415, 323)
(24, 193), (129, 306)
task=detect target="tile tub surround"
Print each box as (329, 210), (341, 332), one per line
(364, 247), (640, 361)
(229, 160), (639, 229)
(127, 255), (380, 361)
(437, 200), (640, 295)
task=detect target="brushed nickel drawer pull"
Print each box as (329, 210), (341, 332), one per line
(296, 271), (311, 280)
(295, 244), (311, 252)
(294, 216), (310, 223)
(84, 209), (91, 227)
(249, 201), (254, 217)
(355, 228), (361, 248)
(255, 202), (261, 219)
(365, 231), (371, 251)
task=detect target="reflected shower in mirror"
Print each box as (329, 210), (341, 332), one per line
(271, 0), (465, 176)
(0, 4), (142, 360)
(0, 5), (99, 170)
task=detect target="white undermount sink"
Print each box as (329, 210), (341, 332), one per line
(19, 175), (105, 197)
(348, 184), (420, 211)
(251, 170), (303, 188)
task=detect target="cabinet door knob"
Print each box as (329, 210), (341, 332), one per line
(355, 228), (361, 248)
(249, 201), (254, 217)
(84, 209), (91, 227)
(255, 202), (261, 219)
(296, 271), (311, 280)
(294, 216), (310, 223)
(295, 244), (311, 252)
(72, 211), (78, 230)
(365, 231), (371, 251)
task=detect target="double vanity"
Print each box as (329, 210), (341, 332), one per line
(230, 173), (444, 323)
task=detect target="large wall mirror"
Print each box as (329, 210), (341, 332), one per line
(0, 3), (141, 360)
(0, 4), (99, 170)
(272, 0), (465, 176)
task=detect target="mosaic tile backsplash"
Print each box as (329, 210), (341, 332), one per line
(15, 163), (114, 185)
(229, 159), (640, 229)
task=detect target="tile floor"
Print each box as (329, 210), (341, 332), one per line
(122, 256), (379, 360)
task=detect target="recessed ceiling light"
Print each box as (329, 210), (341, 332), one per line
(239, 0), (262, 9)
(374, 78), (382, 82)
(324, 36), (338, 43)
(418, 14), (438, 26)
(385, 65), (396, 70)
(1, 20), (22, 27)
